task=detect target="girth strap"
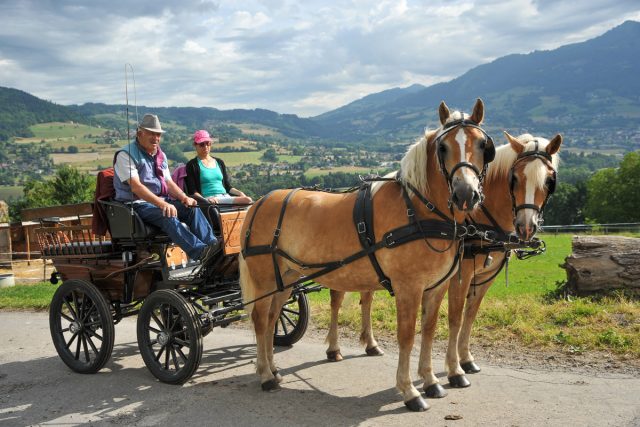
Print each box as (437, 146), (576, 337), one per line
(353, 183), (393, 295)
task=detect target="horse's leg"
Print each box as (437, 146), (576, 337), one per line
(395, 288), (429, 411)
(267, 286), (293, 383)
(252, 293), (279, 391)
(326, 289), (345, 361)
(445, 270), (473, 388)
(360, 291), (383, 356)
(418, 282), (449, 399)
(459, 279), (494, 374)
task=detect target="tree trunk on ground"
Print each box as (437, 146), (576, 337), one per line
(563, 235), (640, 295)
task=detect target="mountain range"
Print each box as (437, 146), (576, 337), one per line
(2, 20), (640, 149)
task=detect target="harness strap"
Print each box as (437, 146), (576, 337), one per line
(353, 183), (393, 295)
(270, 189), (300, 291)
(243, 190), (274, 250)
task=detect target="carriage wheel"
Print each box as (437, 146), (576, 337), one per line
(137, 290), (203, 384)
(49, 279), (115, 374)
(273, 291), (309, 347)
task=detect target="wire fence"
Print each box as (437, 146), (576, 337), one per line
(541, 223), (640, 235)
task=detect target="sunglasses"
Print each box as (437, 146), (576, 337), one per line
(196, 141), (212, 146)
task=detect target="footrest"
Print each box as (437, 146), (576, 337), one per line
(202, 291), (241, 306)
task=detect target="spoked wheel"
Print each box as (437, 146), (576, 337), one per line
(49, 279), (115, 374)
(273, 291), (310, 347)
(137, 290), (203, 384)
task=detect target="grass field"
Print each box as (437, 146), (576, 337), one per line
(304, 166), (381, 178)
(0, 185), (23, 201)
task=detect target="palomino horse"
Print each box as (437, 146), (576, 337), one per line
(240, 99), (494, 411)
(435, 132), (562, 393)
(325, 132), (561, 399)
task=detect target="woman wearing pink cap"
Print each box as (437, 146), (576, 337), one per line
(184, 130), (252, 205)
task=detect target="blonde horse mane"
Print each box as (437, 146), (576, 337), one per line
(487, 133), (560, 191)
(372, 111), (467, 196)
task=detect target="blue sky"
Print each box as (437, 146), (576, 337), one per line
(1, 0), (639, 117)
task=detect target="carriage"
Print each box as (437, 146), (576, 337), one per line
(35, 176), (317, 385)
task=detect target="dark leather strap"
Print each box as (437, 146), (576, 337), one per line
(353, 184), (393, 295)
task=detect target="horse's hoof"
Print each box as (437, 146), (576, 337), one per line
(261, 379), (281, 392)
(272, 370), (283, 383)
(326, 350), (343, 362)
(448, 375), (471, 388)
(461, 361), (481, 374)
(365, 346), (384, 356)
(423, 383), (448, 399)
(404, 396), (430, 412)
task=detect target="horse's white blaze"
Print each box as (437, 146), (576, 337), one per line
(455, 129), (466, 163)
(523, 162), (539, 225)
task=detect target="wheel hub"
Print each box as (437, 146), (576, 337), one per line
(157, 331), (170, 346)
(69, 321), (81, 334)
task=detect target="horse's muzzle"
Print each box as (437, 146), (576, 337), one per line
(450, 185), (481, 212)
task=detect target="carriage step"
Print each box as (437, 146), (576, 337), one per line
(214, 313), (247, 328)
(202, 291), (241, 306)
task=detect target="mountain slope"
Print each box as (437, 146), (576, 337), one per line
(0, 87), (84, 141)
(312, 20), (640, 143)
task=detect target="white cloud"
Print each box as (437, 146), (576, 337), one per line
(0, 0), (638, 116)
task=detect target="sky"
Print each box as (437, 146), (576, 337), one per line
(1, 1), (639, 118)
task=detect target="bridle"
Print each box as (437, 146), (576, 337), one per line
(507, 139), (557, 222)
(433, 117), (495, 204)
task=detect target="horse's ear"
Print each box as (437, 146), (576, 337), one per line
(546, 134), (563, 155)
(439, 101), (450, 125)
(504, 131), (525, 154)
(470, 98), (484, 124)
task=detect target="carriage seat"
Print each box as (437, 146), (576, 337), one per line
(100, 200), (169, 242)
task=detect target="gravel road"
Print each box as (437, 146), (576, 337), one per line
(0, 311), (638, 426)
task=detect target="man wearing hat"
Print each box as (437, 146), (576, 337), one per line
(113, 113), (221, 264)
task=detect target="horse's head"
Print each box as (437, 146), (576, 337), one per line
(504, 131), (562, 241)
(435, 98), (495, 212)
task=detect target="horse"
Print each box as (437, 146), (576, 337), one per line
(240, 99), (495, 411)
(324, 132), (562, 399)
(437, 131), (562, 392)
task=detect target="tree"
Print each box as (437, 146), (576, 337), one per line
(261, 148), (278, 162)
(585, 151), (640, 223)
(8, 165), (95, 221)
(544, 181), (587, 225)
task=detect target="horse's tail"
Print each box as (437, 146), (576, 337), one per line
(239, 253), (255, 317)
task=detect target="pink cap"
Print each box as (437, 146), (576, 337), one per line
(193, 130), (213, 144)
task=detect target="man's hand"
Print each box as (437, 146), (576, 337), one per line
(160, 201), (178, 217)
(182, 196), (197, 207)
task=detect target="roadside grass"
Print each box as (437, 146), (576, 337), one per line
(0, 282), (55, 310)
(308, 234), (640, 357)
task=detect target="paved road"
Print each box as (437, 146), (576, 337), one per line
(0, 311), (639, 426)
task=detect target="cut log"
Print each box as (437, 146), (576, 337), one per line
(563, 235), (640, 295)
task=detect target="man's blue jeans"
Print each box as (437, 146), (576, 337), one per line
(133, 200), (217, 260)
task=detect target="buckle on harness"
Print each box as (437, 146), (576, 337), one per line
(466, 224), (477, 237)
(484, 230), (496, 241)
(406, 208), (415, 217)
(385, 233), (396, 247)
(425, 201), (435, 211)
(274, 228), (281, 237)
(357, 221), (366, 234)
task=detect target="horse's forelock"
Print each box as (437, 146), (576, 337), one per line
(487, 134), (560, 189)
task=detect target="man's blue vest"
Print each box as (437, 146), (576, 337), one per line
(113, 140), (168, 202)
